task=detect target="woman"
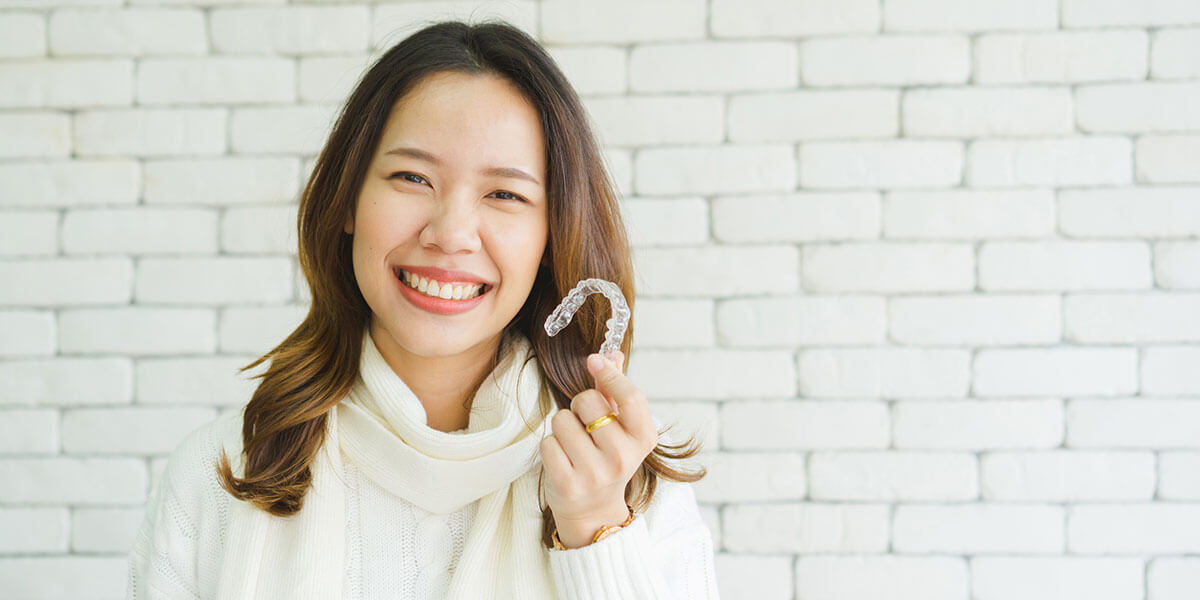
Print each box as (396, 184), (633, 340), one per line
(127, 19), (718, 599)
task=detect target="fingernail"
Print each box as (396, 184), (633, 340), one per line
(587, 353), (605, 372)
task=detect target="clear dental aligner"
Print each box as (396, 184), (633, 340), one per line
(544, 278), (630, 357)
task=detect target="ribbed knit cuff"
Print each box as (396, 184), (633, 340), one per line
(547, 515), (671, 600)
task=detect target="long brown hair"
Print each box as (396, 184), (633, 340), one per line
(216, 19), (706, 548)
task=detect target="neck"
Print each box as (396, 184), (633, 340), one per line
(367, 322), (503, 433)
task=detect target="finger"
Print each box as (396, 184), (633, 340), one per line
(571, 388), (627, 454)
(551, 408), (606, 472)
(585, 353), (653, 439)
(540, 434), (573, 474)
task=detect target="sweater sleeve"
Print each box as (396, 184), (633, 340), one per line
(126, 452), (205, 599)
(546, 478), (720, 600)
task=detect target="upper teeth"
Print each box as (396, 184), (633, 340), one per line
(402, 270), (484, 300)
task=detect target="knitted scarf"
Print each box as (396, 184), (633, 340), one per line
(215, 326), (560, 599)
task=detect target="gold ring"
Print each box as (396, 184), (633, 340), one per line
(585, 413), (618, 433)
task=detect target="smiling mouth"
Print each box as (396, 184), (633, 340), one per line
(396, 268), (491, 300)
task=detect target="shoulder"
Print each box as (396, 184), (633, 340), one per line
(154, 406), (245, 521)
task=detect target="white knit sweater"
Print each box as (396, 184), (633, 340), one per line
(126, 407), (720, 599)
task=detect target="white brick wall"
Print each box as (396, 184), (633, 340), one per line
(1, 2), (1198, 599)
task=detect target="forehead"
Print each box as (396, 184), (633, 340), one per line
(377, 71), (546, 172)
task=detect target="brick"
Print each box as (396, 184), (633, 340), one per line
(58, 308), (216, 355)
(634, 246), (798, 297)
(62, 406), (216, 454)
(885, 189), (1056, 239)
(372, 2), (538, 49)
(231, 105), (338, 154)
(716, 296), (886, 347)
(691, 452), (805, 503)
(1063, 0), (1200, 27)
(584, 96), (723, 146)
(219, 305), (307, 353)
(967, 137), (1133, 187)
(627, 299), (714, 348)
(144, 157), (300, 205)
(1145, 346), (1200, 395)
(0, 508), (67, 553)
(1066, 293), (1200, 343)
(1152, 29), (1200, 79)
(1160, 452), (1200, 500)
(0, 310), (55, 356)
(895, 504), (1063, 553)
(0, 258), (133, 306)
(801, 35), (969, 86)
(627, 349), (795, 400)
(0, 210), (58, 256)
(541, 0), (703, 44)
(134, 257), (291, 304)
(1069, 504), (1200, 554)
(0, 457), (145, 504)
(1149, 558), (1200, 600)
(904, 87), (1073, 137)
(797, 348), (970, 398)
(975, 31), (1148, 83)
(794, 556), (968, 600)
(1077, 82), (1200, 133)
(62, 207), (218, 254)
(975, 348), (1138, 397)
(803, 242), (974, 292)
(890, 294), (1061, 346)
(0, 159), (139, 207)
(211, 6), (368, 54)
(712, 0), (879, 37)
(1069, 399), (1200, 448)
(730, 90), (898, 141)
(72, 507), (144, 553)
(1137, 136), (1200, 183)
(137, 57), (294, 105)
(0, 557), (126, 600)
(298, 55), (372, 104)
(979, 241), (1151, 291)
(982, 451), (1155, 501)
(74, 108), (225, 157)
(0, 408), (57, 453)
(883, 0), (1057, 31)
(800, 141), (964, 189)
(0, 358), (131, 406)
(894, 399), (1064, 449)
(810, 451), (977, 501)
(136, 356), (261, 406)
(972, 557), (1144, 600)
(714, 192), (880, 243)
(546, 46), (626, 96)
(0, 112), (70, 158)
(49, 8), (205, 56)
(0, 59), (132, 108)
(723, 400), (890, 450)
(605, 148), (632, 197)
(0, 12), (45, 57)
(714, 555), (792, 600)
(636, 145), (796, 195)
(222, 204), (298, 253)
(723, 503), (888, 553)
(1157, 242), (1200, 289)
(623, 197), (709, 247)
(630, 41), (798, 93)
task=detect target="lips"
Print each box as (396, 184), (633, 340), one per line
(396, 264), (491, 286)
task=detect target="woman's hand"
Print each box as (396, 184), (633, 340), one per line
(539, 350), (659, 547)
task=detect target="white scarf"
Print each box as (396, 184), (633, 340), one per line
(216, 326), (560, 599)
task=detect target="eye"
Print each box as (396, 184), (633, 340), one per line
(490, 190), (527, 203)
(389, 172), (428, 185)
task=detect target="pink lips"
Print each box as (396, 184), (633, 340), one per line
(395, 268), (490, 316)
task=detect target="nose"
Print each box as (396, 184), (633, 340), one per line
(418, 192), (482, 255)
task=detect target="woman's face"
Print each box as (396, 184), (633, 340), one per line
(345, 70), (549, 362)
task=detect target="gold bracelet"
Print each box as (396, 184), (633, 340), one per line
(551, 504), (636, 550)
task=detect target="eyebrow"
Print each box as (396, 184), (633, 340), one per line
(384, 146), (542, 186)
